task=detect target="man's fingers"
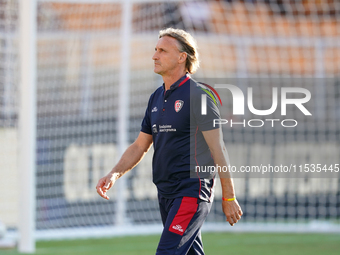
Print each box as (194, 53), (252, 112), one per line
(96, 175), (115, 200)
(96, 185), (110, 200)
(225, 210), (241, 226)
(103, 182), (110, 189)
(97, 188), (109, 200)
(96, 179), (104, 189)
(231, 214), (239, 224)
(103, 176), (115, 190)
(96, 186), (104, 197)
(235, 211), (241, 220)
(226, 215), (234, 226)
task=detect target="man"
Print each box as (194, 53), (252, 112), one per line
(96, 28), (242, 255)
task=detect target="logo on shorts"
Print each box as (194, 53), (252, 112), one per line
(172, 224), (184, 232)
(174, 100), (184, 112)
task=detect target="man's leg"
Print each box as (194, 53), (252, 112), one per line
(187, 231), (204, 255)
(158, 193), (170, 226)
(156, 197), (212, 255)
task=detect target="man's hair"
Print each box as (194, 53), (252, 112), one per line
(159, 28), (200, 74)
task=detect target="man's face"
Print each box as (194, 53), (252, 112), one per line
(152, 36), (183, 76)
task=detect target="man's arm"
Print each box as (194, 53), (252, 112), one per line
(202, 128), (243, 226)
(96, 131), (153, 200)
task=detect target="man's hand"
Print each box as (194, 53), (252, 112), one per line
(222, 199), (243, 226)
(96, 173), (119, 200)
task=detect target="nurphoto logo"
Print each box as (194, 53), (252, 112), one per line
(201, 84), (312, 128)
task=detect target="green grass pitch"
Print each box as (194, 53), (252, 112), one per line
(1, 232), (340, 255)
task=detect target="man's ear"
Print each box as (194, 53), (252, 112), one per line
(178, 52), (187, 64)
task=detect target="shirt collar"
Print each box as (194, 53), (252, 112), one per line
(163, 73), (190, 92)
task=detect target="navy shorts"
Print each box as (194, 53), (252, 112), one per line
(156, 194), (212, 255)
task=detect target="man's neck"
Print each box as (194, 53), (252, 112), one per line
(163, 70), (187, 91)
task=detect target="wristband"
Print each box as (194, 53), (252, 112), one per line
(222, 197), (235, 201)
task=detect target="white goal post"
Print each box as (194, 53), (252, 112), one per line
(18, 0), (37, 253)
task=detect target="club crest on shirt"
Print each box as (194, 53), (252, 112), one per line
(174, 100), (184, 112)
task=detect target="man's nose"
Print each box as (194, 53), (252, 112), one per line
(152, 52), (158, 60)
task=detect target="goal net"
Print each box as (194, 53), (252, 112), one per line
(0, 0), (339, 242)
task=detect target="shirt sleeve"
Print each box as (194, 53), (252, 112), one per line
(192, 89), (221, 131)
(140, 94), (153, 135)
